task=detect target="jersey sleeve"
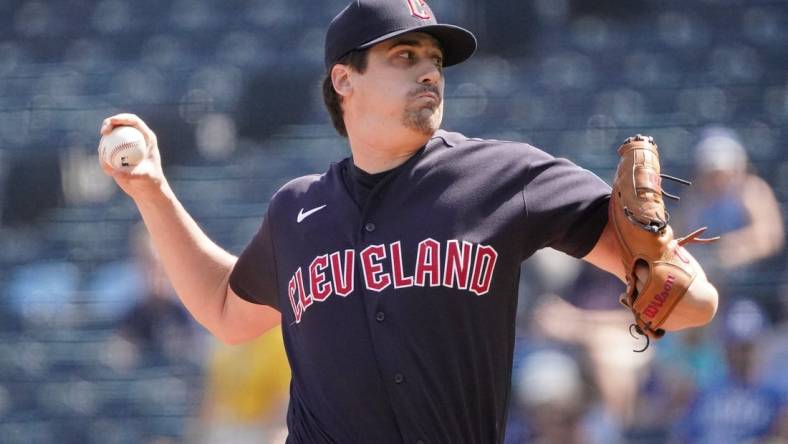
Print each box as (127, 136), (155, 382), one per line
(522, 149), (611, 258)
(228, 214), (280, 309)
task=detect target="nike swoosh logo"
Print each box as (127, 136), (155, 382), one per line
(297, 205), (327, 223)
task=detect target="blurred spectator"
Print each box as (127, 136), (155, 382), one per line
(195, 327), (290, 444)
(530, 262), (651, 430)
(756, 280), (788, 443)
(670, 299), (785, 444)
(677, 126), (784, 295)
(761, 407), (788, 444)
(654, 328), (726, 392)
(625, 327), (727, 443)
(505, 348), (622, 444)
(642, 319), (728, 432)
(106, 224), (200, 369)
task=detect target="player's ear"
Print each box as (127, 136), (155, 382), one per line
(331, 64), (353, 98)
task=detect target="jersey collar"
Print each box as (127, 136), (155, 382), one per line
(428, 129), (456, 148)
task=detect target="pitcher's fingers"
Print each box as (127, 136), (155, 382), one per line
(100, 114), (139, 134)
(634, 263), (649, 282)
(100, 119), (113, 135)
(107, 114), (152, 134)
(634, 262), (649, 293)
(107, 112), (140, 123)
(107, 114), (157, 148)
(99, 158), (116, 176)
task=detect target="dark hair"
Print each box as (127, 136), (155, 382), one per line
(321, 50), (369, 137)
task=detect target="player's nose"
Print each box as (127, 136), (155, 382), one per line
(418, 61), (442, 85)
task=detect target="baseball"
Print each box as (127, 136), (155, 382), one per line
(98, 126), (147, 170)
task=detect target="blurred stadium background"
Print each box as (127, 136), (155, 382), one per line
(0, 0), (786, 443)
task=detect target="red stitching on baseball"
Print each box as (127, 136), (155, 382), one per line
(107, 141), (145, 165)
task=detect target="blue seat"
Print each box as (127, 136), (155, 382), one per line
(741, 6), (786, 48)
(89, 0), (134, 35)
(138, 33), (192, 68)
(5, 260), (80, 324)
(82, 260), (145, 321)
(168, 0), (218, 31)
(213, 30), (269, 68)
(0, 419), (56, 444)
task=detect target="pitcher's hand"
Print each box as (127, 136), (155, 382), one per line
(99, 113), (168, 202)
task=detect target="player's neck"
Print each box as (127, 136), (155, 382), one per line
(347, 129), (431, 174)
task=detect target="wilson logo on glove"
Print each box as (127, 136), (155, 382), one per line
(643, 274), (676, 320)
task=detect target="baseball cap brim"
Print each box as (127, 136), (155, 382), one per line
(356, 24), (477, 67)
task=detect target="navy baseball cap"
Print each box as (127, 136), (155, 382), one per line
(324, 0), (477, 70)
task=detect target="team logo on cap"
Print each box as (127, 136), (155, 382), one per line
(405, 0), (431, 19)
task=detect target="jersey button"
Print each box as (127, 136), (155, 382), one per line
(364, 222), (376, 232)
(375, 312), (385, 322)
(394, 373), (405, 384)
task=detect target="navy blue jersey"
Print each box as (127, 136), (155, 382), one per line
(229, 130), (611, 444)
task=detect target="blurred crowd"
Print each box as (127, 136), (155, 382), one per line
(0, 0), (786, 443)
(506, 127), (787, 444)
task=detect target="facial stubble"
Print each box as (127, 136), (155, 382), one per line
(403, 100), (443, 136)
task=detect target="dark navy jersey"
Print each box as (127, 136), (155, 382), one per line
(229, 130), (611, 444)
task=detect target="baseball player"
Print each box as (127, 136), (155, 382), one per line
(99, 0), (719, 443)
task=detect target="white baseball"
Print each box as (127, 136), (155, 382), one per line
(98, 126), (147, 170)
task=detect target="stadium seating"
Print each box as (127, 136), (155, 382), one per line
(0, 1), (785, 441)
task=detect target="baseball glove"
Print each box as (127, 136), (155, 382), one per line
(610, 135), (717, 350)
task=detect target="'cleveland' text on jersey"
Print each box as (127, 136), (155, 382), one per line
(288, 239), (498, 323)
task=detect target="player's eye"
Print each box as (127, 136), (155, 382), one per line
(398, 50), (414, 60)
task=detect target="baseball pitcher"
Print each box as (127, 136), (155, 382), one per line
(99, 1), (719, 442)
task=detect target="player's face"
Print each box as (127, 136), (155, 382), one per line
(353, 32), (445, 136)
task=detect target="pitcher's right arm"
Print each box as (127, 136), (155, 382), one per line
(99, 114), (280, 344)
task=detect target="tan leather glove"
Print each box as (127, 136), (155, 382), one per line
(610, 135), (717, 347)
